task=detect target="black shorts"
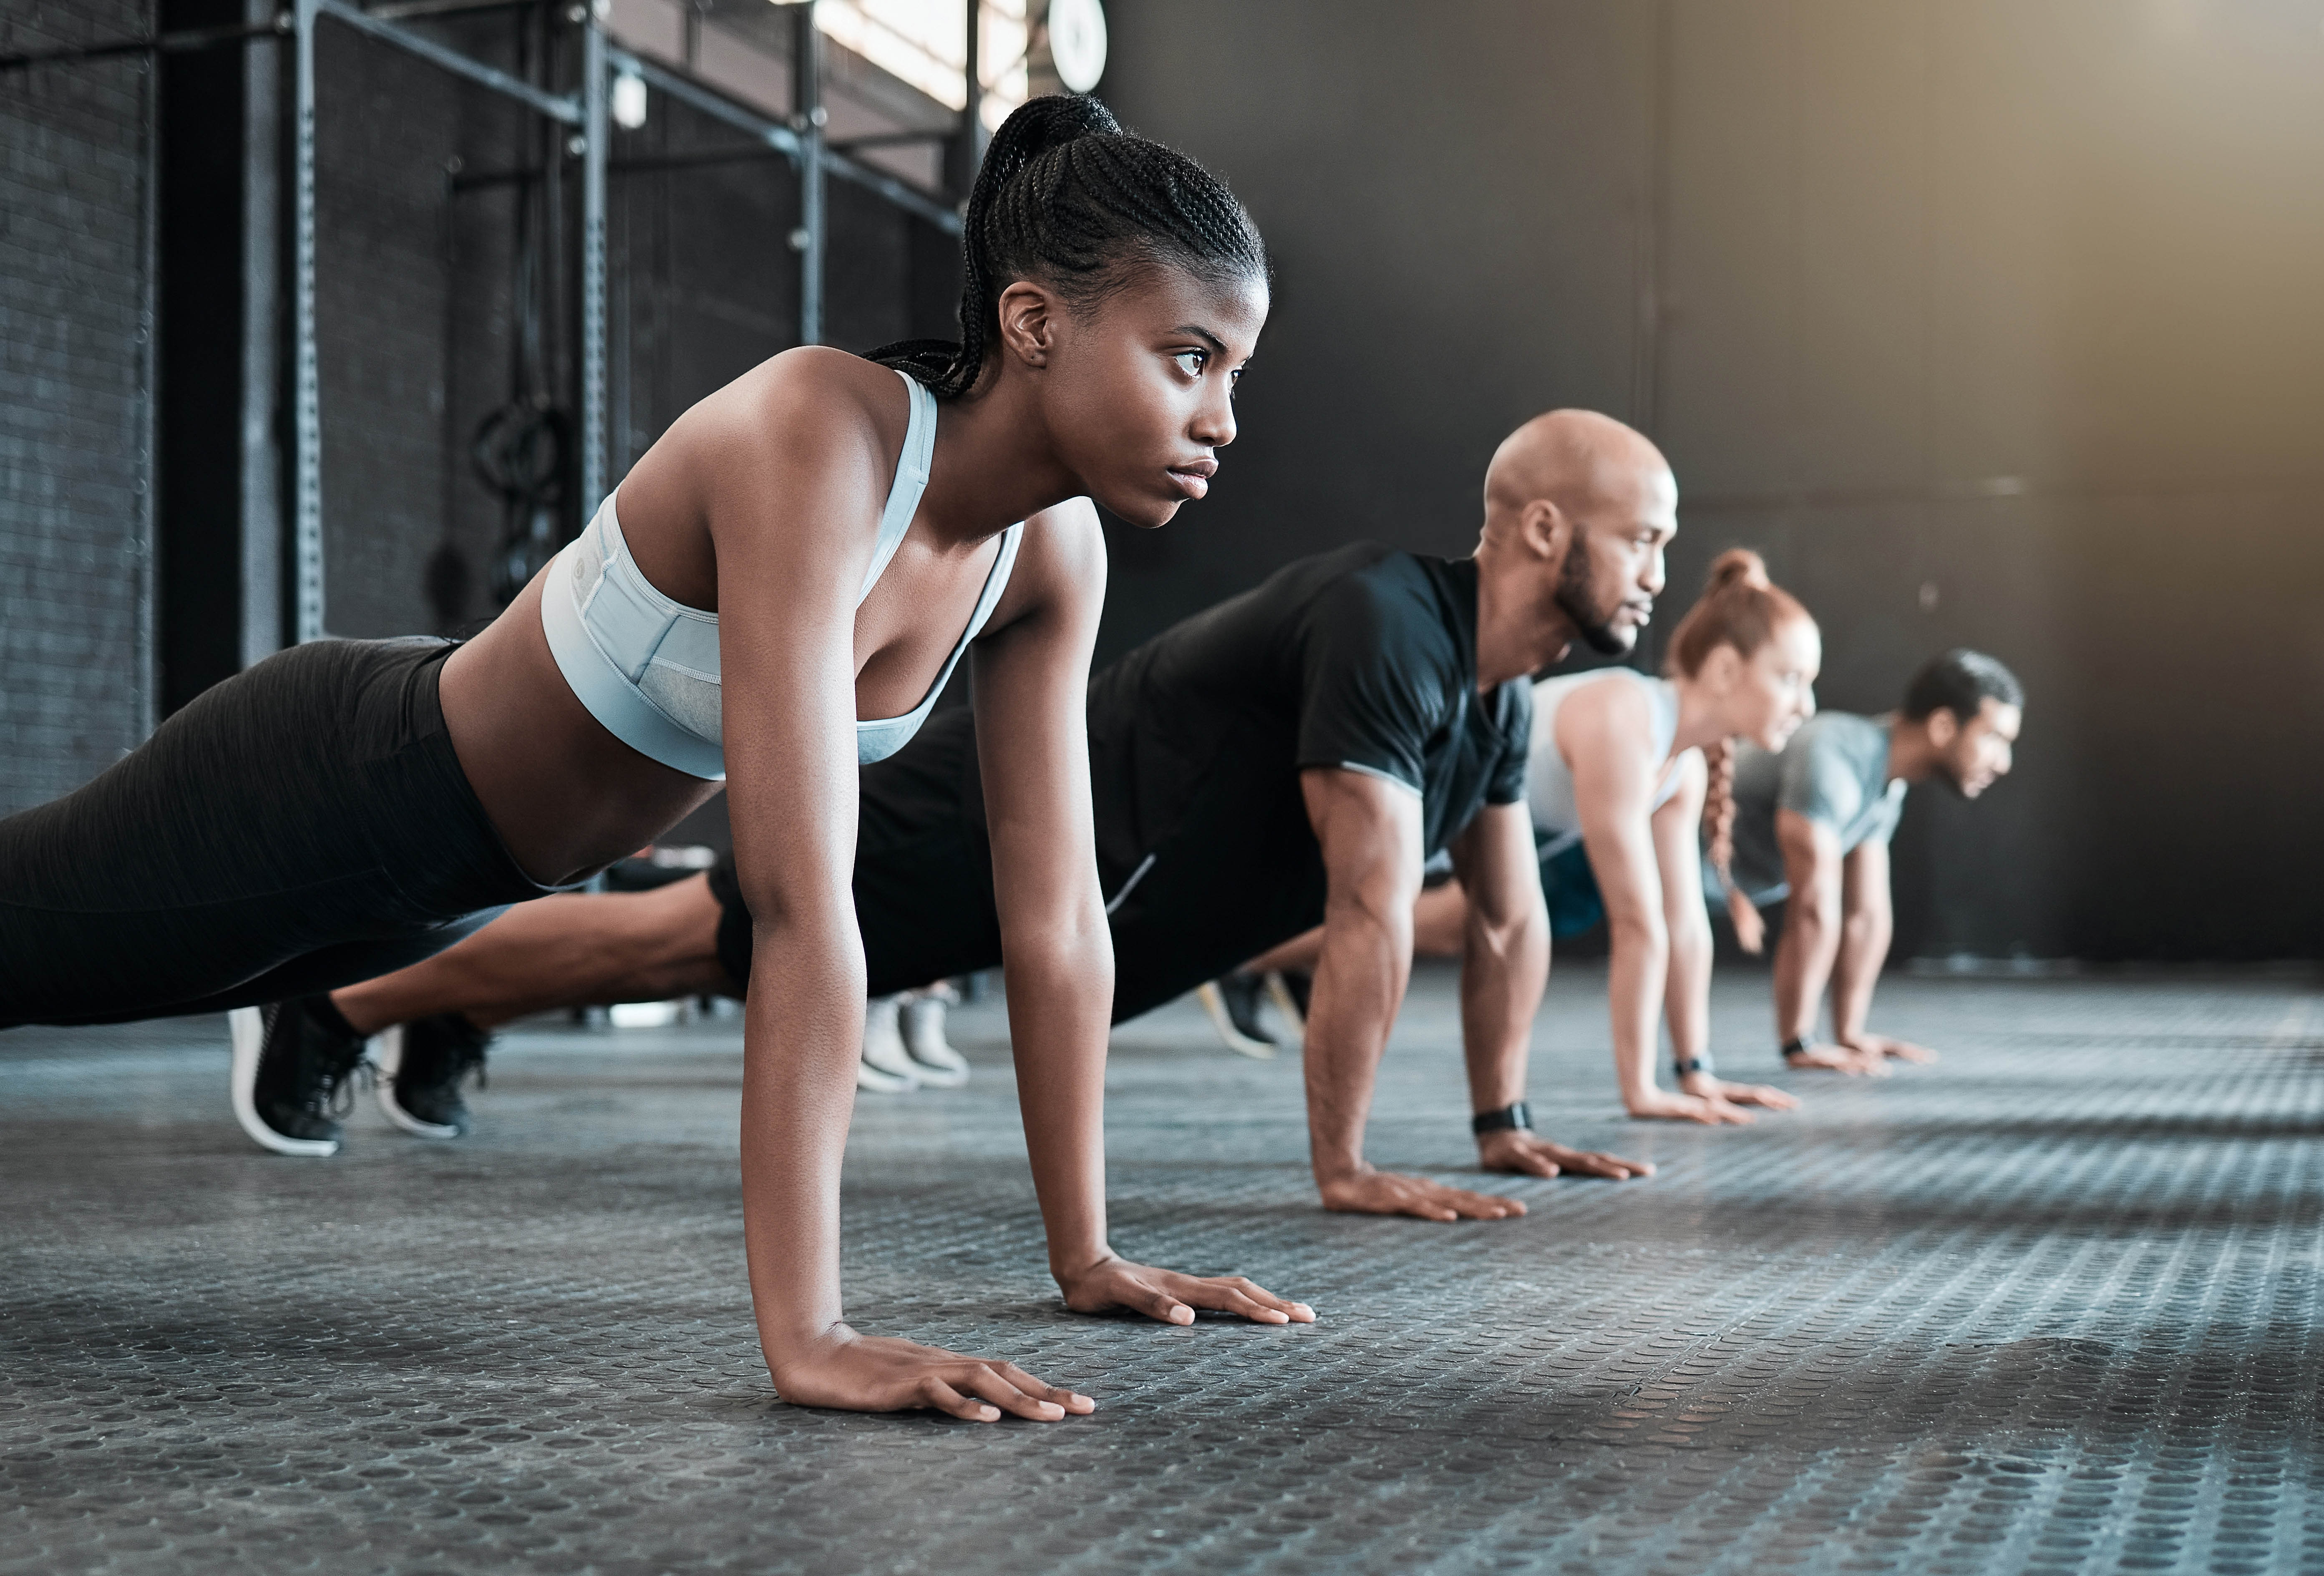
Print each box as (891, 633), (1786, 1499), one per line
(707, 707), (1329, 1022)
(0, 638), (560, 1028)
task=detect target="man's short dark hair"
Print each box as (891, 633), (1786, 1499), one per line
(1903, 649), (2024, 721)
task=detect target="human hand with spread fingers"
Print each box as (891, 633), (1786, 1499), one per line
(1477, 1126), (1655, 1180)
(1782, 1038), (1887, 1075)
(1839, 1030), (1938, 1065)
(1319, 1167), (1528, 1222)
(1057, 1254), (1315, 1325)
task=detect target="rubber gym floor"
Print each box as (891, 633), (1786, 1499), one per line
(3, 964), (2319, 1575)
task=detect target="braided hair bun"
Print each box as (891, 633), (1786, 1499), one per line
(868, 93), (1266, 399)
(1705, 547), (1770, 591)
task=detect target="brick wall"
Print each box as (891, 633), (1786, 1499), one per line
(0, 0), (155, 815)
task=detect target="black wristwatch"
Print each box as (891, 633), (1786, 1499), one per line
(1780, 1037), (1809, 1059)
(1471, 1101), (1532, 1135)
(1673, 1055), (1715, 1079)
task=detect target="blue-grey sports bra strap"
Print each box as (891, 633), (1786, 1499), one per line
(859, 369), (937, 606)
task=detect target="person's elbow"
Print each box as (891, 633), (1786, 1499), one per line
(1607, 908), (1668, 963)
(745, 894), (869, 998)
(1788, 885), (1842, 938)
(1841, 900), (1890, 945)
(1463, 889), (1545, 967)
(999, 899), (1114, 978)
(1665, 900), (1712, 959)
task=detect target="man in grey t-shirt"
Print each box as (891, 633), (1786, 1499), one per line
(1717, 649), (2025, 1075)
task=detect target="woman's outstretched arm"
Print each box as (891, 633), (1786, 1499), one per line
(1563, 682), (1728, 1125)
(710, 361), (1091, 1421)
(972, 501), (1314, 1325)
(1650, 752), (1795, 1117)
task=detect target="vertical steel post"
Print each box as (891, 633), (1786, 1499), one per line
(962, 0), (979, 174)
(241, 0), (283, 663)
(291, 0), (323, 643)
(581, 13), (608, 511)
(792, 0), (823, 346)
(948, 0), (981, 201)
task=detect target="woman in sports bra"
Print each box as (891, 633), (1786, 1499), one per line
(0, 95), (1312, 1417)
(1523, 551), (1820, 1125)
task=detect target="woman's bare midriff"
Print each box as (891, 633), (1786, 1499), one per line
(438, 570), (724, 888)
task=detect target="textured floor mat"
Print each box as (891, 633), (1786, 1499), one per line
(2, 967), (2319, 1573)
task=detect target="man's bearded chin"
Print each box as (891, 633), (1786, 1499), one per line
(1554, 549), (1636, 658)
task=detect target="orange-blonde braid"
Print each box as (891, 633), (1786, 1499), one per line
(1701, 737), (1765, 953)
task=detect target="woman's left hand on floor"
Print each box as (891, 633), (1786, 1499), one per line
(1678, 1071), (1800, 1113)
(1840, 1031), (1939, 1065)
(1056, 1254), (1316, 1326)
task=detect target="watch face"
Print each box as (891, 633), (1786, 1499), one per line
(1047, 0), (1108, 92)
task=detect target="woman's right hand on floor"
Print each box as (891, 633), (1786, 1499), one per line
(770, 1327), (1095, 1422)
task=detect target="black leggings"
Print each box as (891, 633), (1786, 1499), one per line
(0, 639), (561, 1028)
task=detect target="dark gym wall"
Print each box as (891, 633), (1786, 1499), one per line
(0, 0), (156, 816)
(1098, 0), (2324, 962)
(306, 16), (955, 640)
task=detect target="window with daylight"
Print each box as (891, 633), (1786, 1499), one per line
(808, 0), (1031, 129)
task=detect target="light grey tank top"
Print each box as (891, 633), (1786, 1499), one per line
(1526, 668), (1685, 854)
(540, 369), (1025, 781)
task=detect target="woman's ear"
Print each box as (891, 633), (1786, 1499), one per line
(994, 280), (1060, 369)
(1699, 643), (1740, 692)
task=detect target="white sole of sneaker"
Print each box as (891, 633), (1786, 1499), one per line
(856, 1057), (917, 1093)
(1264, 972), (1307, 1044)
(901, 1005), (970, 1088)
(373, 1025), (463, 1140)
(1196, 982), (1277, 1060)
(227, 1006), (341, 1158)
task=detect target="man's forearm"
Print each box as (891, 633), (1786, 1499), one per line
(1304, 906), (1412, 1183)
(1459, 911), (1546, 1113)
(1831, 908), (1891, 1043)
(1772, 902), (1840, 1044)
(997, 923), (1119, 1277)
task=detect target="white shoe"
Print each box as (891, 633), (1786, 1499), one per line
(899, 993), (969, 1088)
(859, 994), (919, 1092)
(1264, 971), (1308, 1044)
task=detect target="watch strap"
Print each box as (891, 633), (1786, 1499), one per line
(1470, 1101), (1532, 1135)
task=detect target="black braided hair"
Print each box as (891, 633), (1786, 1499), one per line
(867, 94), (1266, 399)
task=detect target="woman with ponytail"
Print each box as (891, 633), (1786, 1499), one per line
(1, 94), (1309, 1413)
(1524, 550), (1820, 1123)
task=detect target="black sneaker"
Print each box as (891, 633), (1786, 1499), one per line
(228, 997), (370, 1157)
(1196, 973), (1277, 1059)
(1218, 972), (1276, 1046)
(377, 1013), (490, 1139)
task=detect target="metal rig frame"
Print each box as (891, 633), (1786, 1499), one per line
(285, 0), (968, 641)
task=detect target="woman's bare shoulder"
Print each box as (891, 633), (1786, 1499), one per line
(1022, 497), (1105, 575)
(675, 347), (910, 469)
(984, 497), (1105, 634)
(1562, 670), (1656, 741)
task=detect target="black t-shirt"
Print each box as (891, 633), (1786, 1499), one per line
(799, 544), (1531, 1016)
(1084, 542), (1531, 883)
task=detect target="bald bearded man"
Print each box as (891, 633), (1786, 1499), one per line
(307, 411), (1679, 1221)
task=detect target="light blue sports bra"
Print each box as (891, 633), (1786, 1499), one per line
(540, 369), (1025, 781)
